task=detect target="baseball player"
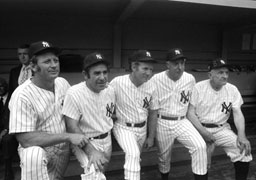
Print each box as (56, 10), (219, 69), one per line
(8, 41), (88, 180)
(62, 52), (116, 180)
(150, 48), (208, 180)
(187, 58), (252, 180)
(109, 50), (159, 180)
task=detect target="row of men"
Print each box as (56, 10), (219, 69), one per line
(0, 40), (253, 180)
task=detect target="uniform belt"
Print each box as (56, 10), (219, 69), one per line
(89, 132), (109, 140)
(201, 123), (223, 128)
(157, 114), (185, 121)
(126, 121), (146, 128)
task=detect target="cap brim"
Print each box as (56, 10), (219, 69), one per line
(169, 55), (186, 61)
(34, 47), (61, 56)
(135, 57), (157, 63)
(86, 60), (109, 69)
(209, 64), (231, 71)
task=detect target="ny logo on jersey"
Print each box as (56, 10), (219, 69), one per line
(42, 41), (50, 47)
(106, 102), (115, 117)
(96, 54), (102, 59)
(221, 102), (232, 114)
(143, 96), (152, 109)
(180, 90), (190, 104)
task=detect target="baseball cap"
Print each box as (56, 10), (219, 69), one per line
(166, 48), (186, 61)
(208, 58), (230, 71)
(29, 41), (61, 57)
(129, 50), (156, 63)
(83, 52), (109, 70)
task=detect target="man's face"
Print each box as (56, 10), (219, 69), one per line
(85, 64), (108, 93)
(31, 52), (60, 81)
(166, 58), (185, 80)
(209, 67), (229, 87)
(132, 62), (154, 84)
(17, 48), (30, 65)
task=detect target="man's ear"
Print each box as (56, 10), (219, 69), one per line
(166, 61), (170, 69)
(131, 62), (137, 71)
(82, 70), (88, 80)
(30, 62), (38, 72)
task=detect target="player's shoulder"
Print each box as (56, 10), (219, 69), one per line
(224, 82), (239, 91)
(110, 74), (129, 86)
(152, 71), (166, 79)
(67, 82), (84, 93)
(182, 72), (195, 80)
(10, 80), (33, 100)
(103, 84), (115, 95)
(111, 74), (129, 81)
(55, 77), (70, 86)
(195, 79), (209, 88)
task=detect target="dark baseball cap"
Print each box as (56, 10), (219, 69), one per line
(166, 48), (186, 61)
(29, 41), (61, 57)
(208, 58), (230, 71)
(83, 52), (109, 70)
(129, 50), (156, 63)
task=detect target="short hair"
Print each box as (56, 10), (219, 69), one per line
(18, 44), (30, 49)
(0, 77), (8, 91)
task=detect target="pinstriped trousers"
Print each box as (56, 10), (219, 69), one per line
(18, 143), (70, 180)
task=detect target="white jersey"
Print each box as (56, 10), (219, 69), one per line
(150, 71), (195, 116)
(110, 74), (158, 124)
(62, 82), (115, 138)
(9, 77), (70, 134)
(190, 79), (243, 125)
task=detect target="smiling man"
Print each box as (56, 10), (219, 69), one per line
(8, 41), (88, 180)
(110, 50), (159, 180)
(150, 48), (208, 180)
(187, 58), (252, 180)
(62, 52), (116, 180)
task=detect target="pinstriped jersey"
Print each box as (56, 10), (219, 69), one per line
(190, 79), (243, 125)
(62, 82), (115, 138)
(9, 77), (70, 134)
(150, 71), (195, 117)
(110, 74), (158, 124)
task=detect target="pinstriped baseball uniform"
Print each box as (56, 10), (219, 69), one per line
(190, 79), (252, 162)
(62, 82), (115, 179)
(9, 77), (70, 180)
(150, 71), (207, 175)
(110, 74), (158, 180)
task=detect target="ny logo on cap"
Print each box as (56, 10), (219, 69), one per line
(96, 54), (102, 59)
(146, 51), (151, 57)
(175, 50), (181, 55)
(42, 41), (50, 47)
(220, 59), (225, 64)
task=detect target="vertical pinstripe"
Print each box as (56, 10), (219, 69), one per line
(62, 82), (115, 138)
(190, 80), (252, 162)
(62, 82), (115, 179)
(150, 71), (207, 175)
(9, 77), (70, 180)
(110, 75), (158, 180)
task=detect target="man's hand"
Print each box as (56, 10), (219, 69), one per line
(144, 137), (154, 150)
(69, 133), (88, 148)
(84, 142), (108, 172)
(202, 130), (215, 144)
(237, 135), (251, 156)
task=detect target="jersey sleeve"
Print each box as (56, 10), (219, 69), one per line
(9, 95), (37, 133)
(232, 86), (243, 108)
(62, 89), (81, 121)
(149, 81), (159, 110)
(190, 85), (199, 106)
